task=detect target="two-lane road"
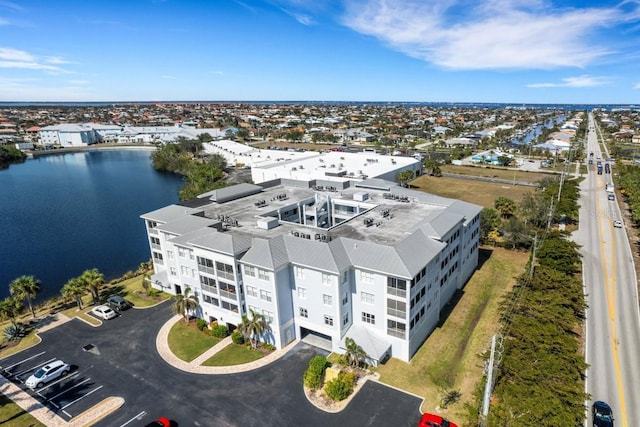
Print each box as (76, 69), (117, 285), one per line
(580, 113), (640, 427)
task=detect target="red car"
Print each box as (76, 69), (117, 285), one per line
(145, 417), (171, 427)
(418, 413), (459, 427)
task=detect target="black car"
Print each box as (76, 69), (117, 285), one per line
(106, 295), (131, 312)
(592, 401), (614, 427)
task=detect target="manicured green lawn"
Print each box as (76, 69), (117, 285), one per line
(0, 329), (40, 359)
(202, 343), (264, 366)
(0, 393), (44, 426)
(167, 321), (220, 362)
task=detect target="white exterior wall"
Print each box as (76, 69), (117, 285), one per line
(351, 268), (388, 337)
(459, 214), (480, 287)
(39, 130), (59, 145)
(242, 264), (280, 347)
(408, 258), (441, 358)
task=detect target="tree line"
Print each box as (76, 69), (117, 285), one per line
(0, 145), (26, 169)
(617, 163), (640, 226)
(150, 136), (228, 201)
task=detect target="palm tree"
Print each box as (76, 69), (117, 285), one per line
(61, 278), (87, 310)
(9, 275), (41, 319)
(238, 308), (270, 350)
(0, 297), (24, 327)
(81, 268), (104, 305)
(172, 287), (198, 323)
(344, 337), (368, 369)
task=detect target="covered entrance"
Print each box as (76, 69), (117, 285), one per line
(300, 327), (332, 352)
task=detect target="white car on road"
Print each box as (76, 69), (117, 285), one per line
(25, 360), (70, 389)
(92, 305), (117, 320)
(614, 220), (623, 228)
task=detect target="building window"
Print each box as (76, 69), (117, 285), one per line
(300, 307), (308, 318)
(260, 289), (272, 302)
(262, 309), (274, 323)
(362, 312), (375, 324)
(189, 250), (195, 260)
(200, 275), (217, 294)
(216, 261), (234, 281)
(322, 273), (331, 285)
(180, 265), (189, 276)
(202, 294), (219, 306)
(341, 271), (348, 283)
(167, 250), (174, 260)
(246, 285), (257, 298)
(197, 256), (215, 274)
(361, 291), (374, 304)
(258, 268), (270, 281)
(245, 265), (256, 277)
(342, 292), (348, 305)
(221, 300), (238, 313)
(178, 247), (187, 258)
(323, 294), (332, 306)
(219, 281), (237, 300)
(343, 313), (349, 326)
(324, 315), (334, 326)
(387, 299), (406, 318)
(152, 252), (163, 264)
(295, 266), (305, 279)
(150, 236), (161, 249)
(387, 277), (407, 298)
(298, 287), (307, 299)
(387, 319), (406, 339)
(360, 271), (373, 284)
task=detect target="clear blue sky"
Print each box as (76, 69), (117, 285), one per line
(1, 0), (639, 103)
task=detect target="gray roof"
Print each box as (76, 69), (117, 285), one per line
(284, 235), (343, 274)
(140, 204), (197, 223)
(427, 211), (465, 239)
(200, 183), (263, 202)
(241, 236), (289, 270)
(444, 200), (483, 225)
(188, 230), (253, 256)
(355, 178), (396, 191)
(155, 215), (219, 236)
(338, 238), (411, 278)
(394, 230), (444, 274)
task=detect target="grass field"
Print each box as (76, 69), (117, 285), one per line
(167, 321), (221, 362)
(439, 164), (556, 183)
(202, 343), (264, 366)
(376, 247), (530, 423)
(410, 175), (533, 207)
(0, 394), (44, 427)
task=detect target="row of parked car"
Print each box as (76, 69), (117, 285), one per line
(91, 295), (132, 320)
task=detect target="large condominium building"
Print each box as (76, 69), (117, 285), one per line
(141, 179), (481, 363)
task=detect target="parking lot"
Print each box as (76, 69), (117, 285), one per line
(0, 303), (423, 426)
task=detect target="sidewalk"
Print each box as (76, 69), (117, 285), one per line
(155, 315), (299, 374)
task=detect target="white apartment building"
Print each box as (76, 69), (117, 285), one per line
(141, 179), (481, 363)
(39, 124), (99, 147)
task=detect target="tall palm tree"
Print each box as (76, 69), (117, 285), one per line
(61, 277), (87, 310)
(0, 297), (24, 327)
(172, 287), (198, 323)
(81, 268), (104, 305)
(343, 337), (368, 369)
(238, 308), (270, 349)
(9, 275), (41, 319)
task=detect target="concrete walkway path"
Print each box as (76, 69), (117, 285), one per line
(155, 315), (299, 374)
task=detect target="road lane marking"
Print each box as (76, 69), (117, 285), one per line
(596, 175), (628, 427)
(120, 410), (147, 427)
(1, 351), (46, 372)
(59, 385), (103, 411)
(48, 377), (90, 401)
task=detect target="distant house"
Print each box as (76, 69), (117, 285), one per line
(444, 137), (477, 148)
(332, 128), (374, 144)
(632, 135), (640, 144)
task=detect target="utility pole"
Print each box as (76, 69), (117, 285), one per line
(480, 334), (503, 426)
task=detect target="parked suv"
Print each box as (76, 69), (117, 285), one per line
(107, 295), (131, 312)
(25, 360), (70, 389)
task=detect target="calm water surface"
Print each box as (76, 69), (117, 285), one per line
(0, 149), (183, 301)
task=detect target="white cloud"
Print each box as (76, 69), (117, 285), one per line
(526, 75), (610, 88)
(0, 78), (100, 102)
(0, 17), (9, 26)
(67, 79), (89, 85)
(0, 1), (24, 12)
(210, 70), (224, 75)
(634, 82), (640, 89)
(0, 47), (72, 73)
(281, 8), (314, 25)
(340, 0), (637, 70)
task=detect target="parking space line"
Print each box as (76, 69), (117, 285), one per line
(1, 351), (46, 371)
(120, 411), (147, 427)
(59, 385), (103, 411)
(36, 371), (79, 393)
(11, 357), (56, 379)
(48, 377), (90, 401)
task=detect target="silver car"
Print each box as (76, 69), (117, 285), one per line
(25, 360), (70, 389)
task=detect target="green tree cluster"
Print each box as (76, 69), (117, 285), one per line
(303, 355), (329, 390)
(479, 232), (587, 426)
(324, 371), (356, 401)
(0, 145), (26, 169)
(617, 163), (640, 224)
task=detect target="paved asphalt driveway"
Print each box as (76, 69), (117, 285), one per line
(3, 303), (422, 426)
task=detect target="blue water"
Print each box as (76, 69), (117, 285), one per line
(0, 149), (183, 301)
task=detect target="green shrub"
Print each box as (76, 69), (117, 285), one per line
(196, 318), (207, 331)
(324, 371), (356, 401)
(211, 324), (228, 338)
(303, 355), (329, 390)
(4, 323), (27, 341)
(231, 331), (244, 344)
(263, 343), (275, 351)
